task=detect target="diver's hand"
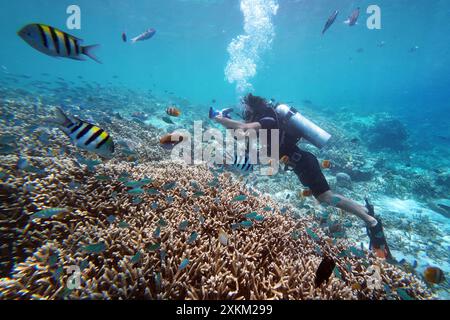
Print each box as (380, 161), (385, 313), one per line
(214, 115), (226, 125)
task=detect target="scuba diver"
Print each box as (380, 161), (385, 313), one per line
(211, 94), (392, 260)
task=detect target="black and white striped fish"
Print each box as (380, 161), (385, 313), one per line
(227, 153), (254, 173)
(18, 24), (101, 63)
(50, 108), (114, 159)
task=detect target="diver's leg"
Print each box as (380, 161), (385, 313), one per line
(316, 191), (377, 227)
(291, 149), (377, 227)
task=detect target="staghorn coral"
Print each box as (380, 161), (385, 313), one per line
(0, 90), (434, 300)
(0, 154), (433, 300)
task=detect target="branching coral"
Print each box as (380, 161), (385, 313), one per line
(0, 93), (434, 301)
(0, 155), (433, 300)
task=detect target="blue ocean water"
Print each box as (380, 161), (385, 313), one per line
(2, 0), (449, 152)
(1, 0), (449, 299)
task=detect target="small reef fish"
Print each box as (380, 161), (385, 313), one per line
(306, 228), (320, 241)
(160, 132), (184, 150)
(30, 208), (68, 220)
(48, 255), (58, 266)
(153, 226), (161, 238)
(163, 181), (176, 190)
(179, 258), (189, 271)
(315, 256), (336, 287)
(333, 266), (343, 281)
(254, 215), (264, 221)
(423, 266), (445, 284)
(151, 202), (159, 210)
(159, 218), (168, 227)
(17, 158), (29, 170)
(232, 195), (247, 202)
(344, 8), (360, 26)
(18, 24), (101, 63)
(409, 46), (419, 53)
(280, 155), (290, 165)
(351, 282), (362, 291)
(322, 10), (339, 34)
(321, 160), (332, 169)
(53, 267), (63, 281)
(166, 106), (181, 117)
(75, 155), (101, 171)
(131, 29), (156, 43)
(396, 288), (414, 300)
(50, 108), (115, 159)
(82, 242), (106, 254)
(231, 223), (240, 230)
(161, 116), (175, 125)
(147, 188), (160, 195)
(160, 250), (167, 263)
(118, 221), (130, 228)
(166, 196), (174, 204)
(245, 212), (258, 219)
(148, 243), (160, 251)
(227, 154), (254, 173)
(187, 232), (198, 244)
(301, 189), (313, 197)
(178, 220), (189, 231)
(122, 32), (127, 43)
(240, 220), (253, 228)
(127, 188), (145, 195)
(218, 229), (228, 246)
(131, 251), (142, 264)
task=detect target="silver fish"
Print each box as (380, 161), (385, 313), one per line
(131, 29), (156, 43)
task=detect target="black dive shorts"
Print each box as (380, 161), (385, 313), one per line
(283, 147), (331, 198)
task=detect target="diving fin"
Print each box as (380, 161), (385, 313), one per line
(365, 198), (393, 260)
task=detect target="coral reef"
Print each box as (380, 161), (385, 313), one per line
(336, 173), (352, 189)
(0, 156), (432, 300)
(365, 116), (410, 152)
(0, 94), (434, 300)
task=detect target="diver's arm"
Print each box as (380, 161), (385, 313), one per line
(214, 116), (261, 130)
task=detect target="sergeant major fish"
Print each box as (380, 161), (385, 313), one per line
(227, 153), (254, 173)
(49, 108), (115, 159)
(17, 24), (101, 63)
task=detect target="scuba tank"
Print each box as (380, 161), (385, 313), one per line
(274, 104), (331, 149)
